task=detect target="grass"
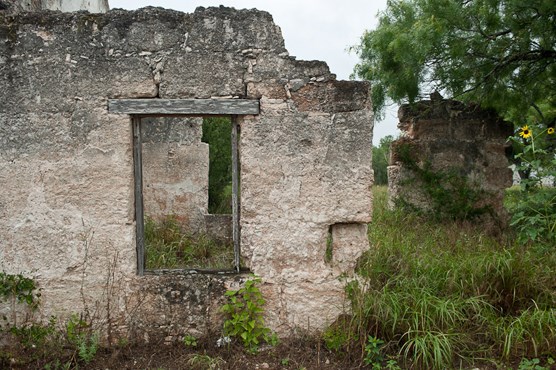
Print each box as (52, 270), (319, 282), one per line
(144, 215), (234, 270)
(344, 186), (556, 369)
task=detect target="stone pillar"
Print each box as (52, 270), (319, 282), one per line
(388, 97), (513, 224)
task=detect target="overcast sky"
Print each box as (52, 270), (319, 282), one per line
(109, 0), (399, 144)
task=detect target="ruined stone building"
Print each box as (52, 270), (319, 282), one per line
(0, 6), (373, 340)
(388, 97), (513, 223)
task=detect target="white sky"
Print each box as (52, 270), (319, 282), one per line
(109, 0), (399, 144)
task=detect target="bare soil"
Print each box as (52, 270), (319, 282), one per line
(1, 332), (534, 369)
(2, 335), (367, 370)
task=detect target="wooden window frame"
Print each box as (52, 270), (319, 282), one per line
(108, 99), (259, 275)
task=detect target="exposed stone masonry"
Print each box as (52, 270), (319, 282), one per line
(388, 97), (513, 223)
(0, 6), (373, 340)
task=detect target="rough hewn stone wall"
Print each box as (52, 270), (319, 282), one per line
(388, 98), (512, 222)
(0, 0), (108, 14)
(0, 6), (373, 340)
(141, 117), (209, 232)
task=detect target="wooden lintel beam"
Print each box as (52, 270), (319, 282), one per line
(108, 98), (259, 115)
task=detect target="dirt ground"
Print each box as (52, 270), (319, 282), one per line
(89, 340), (363, 369)
(1, 332), (536, 369)
(2, 335), (368, 370)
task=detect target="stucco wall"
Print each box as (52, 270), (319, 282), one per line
(0, 6), (373, 340)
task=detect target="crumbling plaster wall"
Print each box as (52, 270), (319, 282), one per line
(141, 117), (209, 232)
(388, 98), (513, 222)
(0, 6), (373, 339)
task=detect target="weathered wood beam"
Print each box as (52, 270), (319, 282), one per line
(108, 99), (259, 115)
(132, 117), (145, 276)
(231, 116), (241, 272)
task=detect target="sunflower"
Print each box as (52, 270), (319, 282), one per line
(519, 125), (532, 139)
(548, 127), (555, 135)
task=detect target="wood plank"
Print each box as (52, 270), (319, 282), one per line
(231, 116), (241, 272)
(109, 99), (259, 115)
(132, 117), (145, 276)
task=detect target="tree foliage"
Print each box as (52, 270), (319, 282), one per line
(202, 117), (233, 214)
(372, 135), (394, 185)
(355, 0), (556, 125)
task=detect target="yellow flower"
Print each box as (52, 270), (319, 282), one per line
(519, 125), (532, 139)
(548, 127), (555, 135)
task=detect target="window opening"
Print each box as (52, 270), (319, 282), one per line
(133, 115), (241, 274)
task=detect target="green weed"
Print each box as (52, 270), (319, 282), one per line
(322, 315), (351, 352)
(518, 357), (551, 370)
(363, 335), (384, 368)
(66, 313), (98, 364)
(221, 276), (278, 352)
(187, 353), (225, 369)
(9, 317), (58, 349)
(183, 334), (198, 347)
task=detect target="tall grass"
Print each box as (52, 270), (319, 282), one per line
(144, 215), (234, 270)
(346, 186), (556, 369)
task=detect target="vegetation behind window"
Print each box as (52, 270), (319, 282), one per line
(202, 117), (233, 214)
(140, 116), (235, 271)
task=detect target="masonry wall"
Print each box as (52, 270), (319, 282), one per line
(0, 0), (109, 14)
(141, 117), (209, 232)
(388, 98), (512, 223)
(0, 6), (373, 341)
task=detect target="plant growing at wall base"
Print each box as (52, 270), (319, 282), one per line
(221, 276), (277, 352)
(9, 316), (58, 349)
(363, 335), (384, 369)
(66, 313), (99, 364)
(0, 271), (40, 327)
(350, 186), (556, 369)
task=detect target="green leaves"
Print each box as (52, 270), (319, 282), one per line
(202, 117), (233, 214)
(363, 335), (385, 366)
(220, 276), (277, 352)
(0, 271), (40, 309)
(506, 126), (556, 246)
(355, 0), (556, 124)
(372, 135), (394, 185)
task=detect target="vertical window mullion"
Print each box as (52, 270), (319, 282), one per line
(231, 115), (241, 272)
(133, 116), (145, 276)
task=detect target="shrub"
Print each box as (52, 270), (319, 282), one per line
(221, 276), (277, 352)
